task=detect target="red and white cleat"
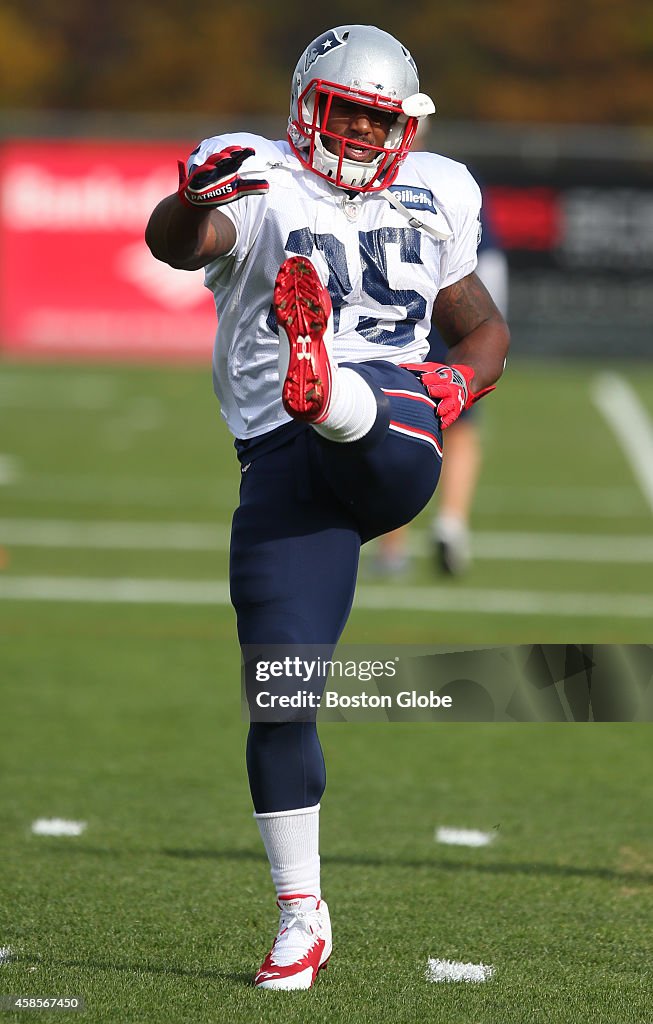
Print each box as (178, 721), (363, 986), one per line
(273, 256), (335, 423)
(254, 894), (332, 991)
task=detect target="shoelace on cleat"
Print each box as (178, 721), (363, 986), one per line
(269, 907), (322, 966)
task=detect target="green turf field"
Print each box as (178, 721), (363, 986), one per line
(1, 359), (652, 1023)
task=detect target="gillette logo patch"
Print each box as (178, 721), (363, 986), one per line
(387, 186), (437, 215)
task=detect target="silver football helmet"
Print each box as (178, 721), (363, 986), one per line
(288, 25), (435, 193)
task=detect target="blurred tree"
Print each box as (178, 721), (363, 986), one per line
(0, 5), (62, 105)
(407, 0), (653, 123)
(2, 0), (652, 124)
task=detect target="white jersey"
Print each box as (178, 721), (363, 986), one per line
(189, 133), (481, 439)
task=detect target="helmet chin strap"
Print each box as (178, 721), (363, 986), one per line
(260, 154), (452, 240)
(379, 187), (453, 240)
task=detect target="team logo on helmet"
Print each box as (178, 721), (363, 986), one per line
(304, 30), (345, 73)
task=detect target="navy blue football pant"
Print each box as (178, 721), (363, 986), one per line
(229, 361), (443, 812)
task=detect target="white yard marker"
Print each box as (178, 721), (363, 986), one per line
(436, 827), (496, 848)
(426, 958), (494, 983)
(1, 575), (653, 619)
(0, 947), (12, 964)
(591, 374), (653, 515)
(0, 577), (230, 606)
(465, 532), (653, 563)
(0, 456), (19, 485)
(356, 582), (653, 620)
(31, 818), (87, 837)
(0, 518), (230, 551)
(3, 519), (653, 563)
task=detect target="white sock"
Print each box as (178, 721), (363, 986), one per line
(313, 367), (378, 443)
(254, 804), (321, 899)
(432, 513), (468, 542)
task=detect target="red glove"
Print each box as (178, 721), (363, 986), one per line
(177, 146), (269, 208)
(401, 362), (496, 429)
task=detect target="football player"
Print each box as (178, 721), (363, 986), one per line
(146, 24), (509, 990)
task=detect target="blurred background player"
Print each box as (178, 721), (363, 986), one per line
(376, 192), (509, 577)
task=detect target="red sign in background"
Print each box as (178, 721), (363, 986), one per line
(3, 140), (649, 361)
(0, 140), (217, 361)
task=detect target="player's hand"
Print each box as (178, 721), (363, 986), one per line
(177, 146), (269, 208)
(401, 362), (496, 429)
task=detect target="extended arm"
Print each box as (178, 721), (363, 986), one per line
(145, 145), (268, 271)
(145, 199), (236, 270)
